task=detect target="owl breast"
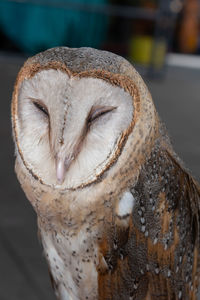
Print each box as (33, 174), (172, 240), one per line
(40, 224), (99, 300)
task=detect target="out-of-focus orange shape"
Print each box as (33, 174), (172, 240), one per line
(179, 0), (199, 53)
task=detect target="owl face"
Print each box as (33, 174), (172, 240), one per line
(15, 68), (134, 189)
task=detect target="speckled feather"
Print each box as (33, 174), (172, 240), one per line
(97, 143), (200, 300)
(12, 47), (200, 300)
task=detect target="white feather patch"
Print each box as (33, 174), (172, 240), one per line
(40, 226), (99, 300)
(117, 191), (135, 217)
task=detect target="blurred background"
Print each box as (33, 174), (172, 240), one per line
(0, 0), (200, 299)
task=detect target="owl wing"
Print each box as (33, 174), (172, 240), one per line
(98, 149), (200, 300)
(142, 150), (200, 300)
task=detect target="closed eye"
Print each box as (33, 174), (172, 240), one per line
(30, 98), (49, 117)
(87, 105), (117, 124)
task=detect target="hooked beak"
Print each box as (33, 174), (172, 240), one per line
(55, 128), (85, 185)
(56, 155), (74, 184)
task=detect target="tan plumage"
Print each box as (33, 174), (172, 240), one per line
(11, 47), (200, 300)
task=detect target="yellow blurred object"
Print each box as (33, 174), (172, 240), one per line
(151, 38), (166, 69)
(129, 35), (166, 69)
(129, 35), (153, 65)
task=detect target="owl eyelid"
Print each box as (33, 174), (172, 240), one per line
(30, 98), (49, 117)
(88, 105), (117, 124)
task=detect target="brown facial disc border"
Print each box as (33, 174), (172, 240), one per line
(11, 61), (141, 190)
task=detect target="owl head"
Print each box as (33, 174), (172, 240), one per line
(12, 47), (157, 191)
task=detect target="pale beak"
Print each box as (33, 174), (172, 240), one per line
(56, 155), (74, 184)
(55, 133), (83, 184)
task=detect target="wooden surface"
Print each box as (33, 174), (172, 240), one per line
(0, 55), (199, 299)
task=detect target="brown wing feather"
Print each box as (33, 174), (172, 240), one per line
(98, 147), (200, 300)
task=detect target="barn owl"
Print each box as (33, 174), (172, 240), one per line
(12, 47), (200, 300)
